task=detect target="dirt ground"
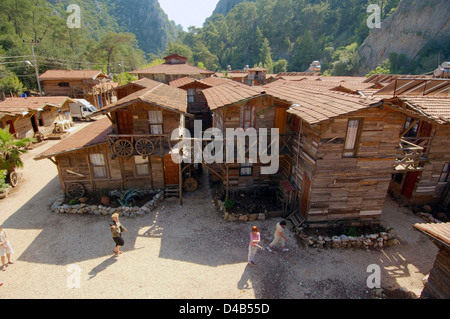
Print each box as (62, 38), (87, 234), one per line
(0, 120), (439, 299)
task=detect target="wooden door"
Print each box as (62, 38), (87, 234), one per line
(274, 107), (287, 134)
(300, 173), (311, 218)
(6, 120), (16, 136)
(116, 110), (134, 135)
(164, 154), (179, 186)
(402, 171), (420, 199)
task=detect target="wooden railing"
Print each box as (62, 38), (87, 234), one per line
(107, 134), (174, 158)
(395, 137), (431, 171)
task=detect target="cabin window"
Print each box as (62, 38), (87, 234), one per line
(187, 88), (195, 103)
(89, 154), (107, 178)
(343, 119), (362, 158)
(149, 110), (163, 135)
(439, 163), (450, 182)
(58, 82), (70, 87)
(240, 163), (253, 176)
(403, 117), (419, 137)
(241, 106), (255, 129)
(135, 156), (150, 176)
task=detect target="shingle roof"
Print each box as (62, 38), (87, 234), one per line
(91, 78), (190, 116)
(169, 76), (232, 88)
(265, 85), (380, 124)
(34, 117), (112, 160)
(39, 70), (107, 81)
(391, 96), (450, 124)
(0, 96), (73, 115)
(374, 78), (450, 97)
(202, 81), (264, 110)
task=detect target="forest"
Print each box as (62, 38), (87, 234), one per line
(1, 0), (448, 95)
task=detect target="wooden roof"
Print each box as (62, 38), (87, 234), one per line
(91, 78), (191, 116)
(0, 96), (73, 115)
(413, 222), (450, 248)
(39, 70), (108, 81)
(202, 81), (264, 110)
(267, 86), (380, 124)
(34, 117), (112, 160)
(169, 76), (232, 88)
(374, 78), (450, 97)
(112, 78), (158, 91)
(384, 96), (450, 124)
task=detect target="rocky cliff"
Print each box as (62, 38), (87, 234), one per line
(357, 0), (450, 75)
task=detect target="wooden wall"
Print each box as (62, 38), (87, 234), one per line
(111, 102), (181, 136)
(287, 107), (406, 226)
(421, 245), (450, 299)
(55, 143), (165, 196)
(410, 125), (450, 205)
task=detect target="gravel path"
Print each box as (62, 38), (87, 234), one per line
(0, 120), (438, 299)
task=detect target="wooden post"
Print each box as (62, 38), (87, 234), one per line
(225, 165), (229, 201)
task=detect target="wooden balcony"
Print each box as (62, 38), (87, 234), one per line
(107, 134), (174, 158)
(395, 137), (431, 171)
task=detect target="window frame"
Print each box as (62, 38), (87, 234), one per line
(342, 118), (363, 158)
(148, 110), (163, 135)
(239, 163), (253, 176)
(134, 156), (150, 177)
(89, 153), (109, 179)
(439, 162), (450, 183)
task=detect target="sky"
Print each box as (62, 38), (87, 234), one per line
(158, 0), (220, 31)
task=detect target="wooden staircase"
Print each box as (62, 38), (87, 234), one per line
(286, 209), (306, 233)
(164, 185), (180, 198)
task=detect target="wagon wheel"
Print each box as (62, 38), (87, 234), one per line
(66, 182), (85, 198)
(9, 171), (18, 188)
(113, 139), (134, 157)
(183, 177), (198, 192)
(135, 138), (154, 156)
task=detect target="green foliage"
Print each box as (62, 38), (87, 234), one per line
(69, 198), (78, 205)
(0, 126), (34, 172)
(0, 75), (26, 96)
(0, 169), (9, 192)
(118, 189), (142, 207)
(113, 72), (138, 86)
(366, 59), (392, 77)
(224, 199), (235, 210)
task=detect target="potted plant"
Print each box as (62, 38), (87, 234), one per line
(99, 189), (110, 206)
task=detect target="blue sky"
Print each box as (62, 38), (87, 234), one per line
(158, 0), (220, 30)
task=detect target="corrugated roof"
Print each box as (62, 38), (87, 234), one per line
(34, 117), (112, 160)
(413, 222), (450, 247)
(397, 97), (450, 124)
(374, 78), (450, 97)
(39, 70), (107, 81)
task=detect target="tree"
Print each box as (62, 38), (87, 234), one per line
(291, 31), (317, 72)
(259, 38), (273, 73)
(0, 125), (34, 172)
(273, 59), (288, 74)
(0, 75), (25, 97)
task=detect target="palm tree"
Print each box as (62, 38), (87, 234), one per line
(0, 125), (34, 172)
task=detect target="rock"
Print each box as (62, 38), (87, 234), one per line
(258, 213), (265, 220)
(339, 234), (349, 242)
(249, 214), (259, 221)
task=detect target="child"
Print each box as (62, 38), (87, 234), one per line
(248, 226), (262, 266)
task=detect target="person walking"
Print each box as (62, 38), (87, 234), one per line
(248, 226), (262, 266)
(0, 226), (14, 271)
(266, 220), (289, 252)
(110, 213), (127, 256)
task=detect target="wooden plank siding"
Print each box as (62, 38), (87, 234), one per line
(55, 143), (165, 196)
(408, 125), (450, 205)
(285, 107), (407, 226)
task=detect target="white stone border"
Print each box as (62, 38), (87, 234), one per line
(51, 189), (165, 218)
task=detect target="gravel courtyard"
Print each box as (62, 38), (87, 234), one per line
(0, 120), (438, 299)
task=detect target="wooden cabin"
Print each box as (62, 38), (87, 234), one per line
(111, 78), (157, 101)
(248, 67), (267, 86)
(261, 83), (415, 227)
(0, 96), (74, 139)
(201, 81), (295, 205)
(34, 80), (192, 198)
(385, 97), (450, 207)
(39, 70), (115, 109)
(129, 53), (215, 84)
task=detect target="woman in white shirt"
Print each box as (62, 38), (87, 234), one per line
(0, 226), (14, 271)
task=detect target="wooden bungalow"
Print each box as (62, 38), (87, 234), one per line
(413, 222), (450, 299)
(0, 96), (74, 139)
(201, 81), (296, 205)
(39, 70), (115, 109)
(129, 54), (214, 84)
(111, 78), (157, 101)
(260, 83), (417, 227)
(34, 79), (192, 198)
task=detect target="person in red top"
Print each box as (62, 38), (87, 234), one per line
(248, 226), (262, 266)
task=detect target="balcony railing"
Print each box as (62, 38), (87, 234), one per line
(107, 134), (174, 158)
(395, 137), (431, 171)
